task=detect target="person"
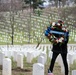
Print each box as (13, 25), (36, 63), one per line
(45, 20), (69, 75)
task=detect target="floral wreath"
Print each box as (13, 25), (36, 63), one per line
(45, 20), (69, 45)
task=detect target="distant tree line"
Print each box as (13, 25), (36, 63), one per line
(23, 0), (76, 9)
(24, 0), (45, 8)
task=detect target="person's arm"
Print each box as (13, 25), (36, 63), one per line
(65, 31), (69, 44)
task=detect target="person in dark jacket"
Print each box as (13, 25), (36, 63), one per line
(47, 20), (69, 75)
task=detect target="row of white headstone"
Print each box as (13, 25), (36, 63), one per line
(23, 44), (76, 75)
(33, 50), (76, 75)
(1, 11), (76, 43)
(0, 52), (23, 75)
(0, 45), (43, 75)
(0, 44), (76, 75)
(0, 44), (76, 65)
(0, 48), (45, 75)
(33, 50), (47, 75)
(1, 52), (76, 75)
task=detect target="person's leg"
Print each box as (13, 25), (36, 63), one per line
(61, 53), (68, 75)
(49, 52), (59, 72)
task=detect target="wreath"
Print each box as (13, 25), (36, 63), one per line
(45, 20), (69, 45)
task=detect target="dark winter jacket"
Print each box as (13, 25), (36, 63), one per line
(51, 28), (69, 54)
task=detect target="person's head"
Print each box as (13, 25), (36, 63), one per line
(58, 20), (64, 26)
(56, 22), (62, 29)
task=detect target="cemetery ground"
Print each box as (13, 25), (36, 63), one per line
(0, 6), (76, 75)
(0, 56), (76, 75)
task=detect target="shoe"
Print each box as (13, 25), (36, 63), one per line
(48, 70), (54, 75)
(48, 73), (53, 75)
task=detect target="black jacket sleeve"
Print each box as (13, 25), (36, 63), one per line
(65, 31), (69, 44)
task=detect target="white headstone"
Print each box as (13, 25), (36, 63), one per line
(0, 52), (5, 65)
(7, 51), (12, 58)
(33, 63), (44, 75)
(68, 53), (75, 64)
(2, 58), (12, 75)
(27, 52), (33, 63)
(72, 70), (76, 75)
(38, 56), (45, 65)
(17, 53), (23, 69)
(44, 46), (47, 53)
(40, 52), (47, 64)
(49, 51), (53, 59)
(13, 51), (17, 62)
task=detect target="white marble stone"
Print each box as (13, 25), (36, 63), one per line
(2, 58), (12, 75)
(13, 51), (17, 62)
(33, 63), (44, 75)
(17, 53), (23, 69)
(49, 51), (53, 59)
(27, 52), (33, 63)
(68, 52), (76, 64)
(40, 52), (47, 64)
(7, 50), (12, 58)
(38, 56), (45, 65)
(0, 52), (5, 65)
(72, 70), (76, 75)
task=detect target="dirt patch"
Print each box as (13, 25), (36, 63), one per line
(12, 67), (32, 72)
(12, 67), (32, 75)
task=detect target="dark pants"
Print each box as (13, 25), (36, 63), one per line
(49, 52), (68, 75)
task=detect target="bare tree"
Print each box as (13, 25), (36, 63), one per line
(0, 0), (23, 45)
(62, 0), (67, 7)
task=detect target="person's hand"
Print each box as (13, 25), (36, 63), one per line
(48, 34), (50, 37)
